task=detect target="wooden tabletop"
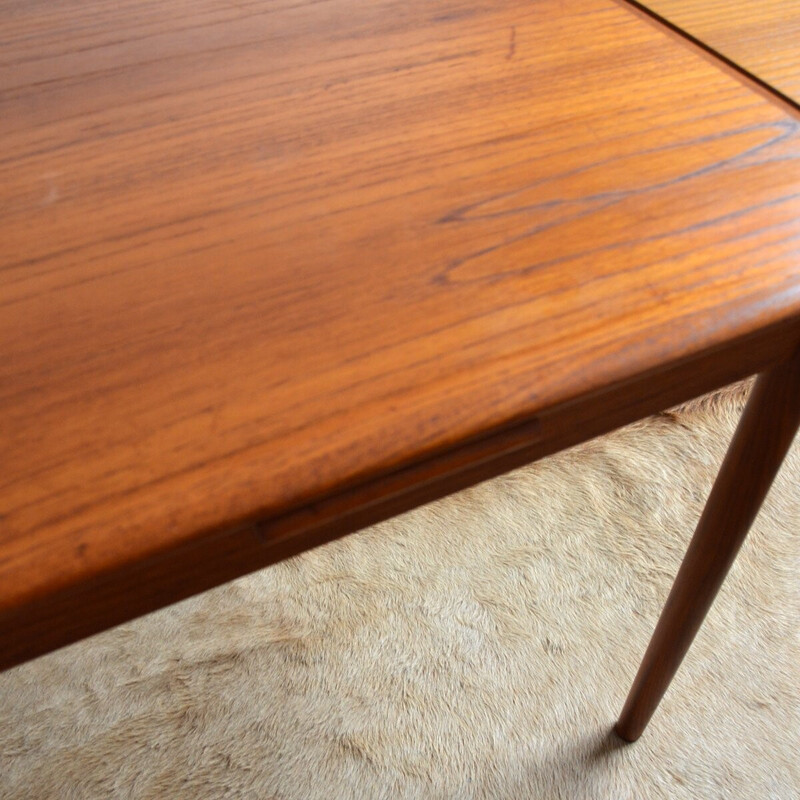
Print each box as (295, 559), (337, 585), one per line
(2, 0), (800, 668)
(638, 0), (800, 104)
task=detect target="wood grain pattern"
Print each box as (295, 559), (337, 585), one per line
(615, 346), (800, 741)
(636, 0), (800, 104)
(2, 0), (800, 669)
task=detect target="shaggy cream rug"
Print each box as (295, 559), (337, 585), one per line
(1, 381), (798, 799)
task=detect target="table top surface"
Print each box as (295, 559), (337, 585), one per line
(640, 0), (800, 104)
(2, 0), (800, 655)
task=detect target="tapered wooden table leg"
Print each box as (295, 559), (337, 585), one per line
(615, 349), (800, 742)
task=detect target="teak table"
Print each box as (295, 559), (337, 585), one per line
(1, 0), (799, 742)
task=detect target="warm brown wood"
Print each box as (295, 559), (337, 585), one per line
(615, 348), (800, 742)
(635, 0), (800, 105)
(2, 0), (800, 671)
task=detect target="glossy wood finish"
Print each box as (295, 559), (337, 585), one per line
(616, 348), (800, 741)
(2, 0), (800, 670)
(636, 0), (800, 105)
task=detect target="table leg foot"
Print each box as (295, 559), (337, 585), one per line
(614, 347), (800, 743)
